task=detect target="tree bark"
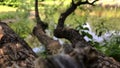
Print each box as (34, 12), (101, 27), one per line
(33, 0), (61, 55)
(54, 0), (120, 68)
(32, 0), (120, 68)
(0, 22), (37, 68)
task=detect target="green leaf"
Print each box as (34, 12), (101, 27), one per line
(98, 31), (102, 37)
(83, 27), (89, 31)
(85, 32), (93, 39)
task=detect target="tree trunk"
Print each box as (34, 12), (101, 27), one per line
(33, 0), (61, 55)
(33, 0), (120, 68)
(1, 0), (117, 68)
(54, 0), (120, 68)
(0, 22), (37, 68)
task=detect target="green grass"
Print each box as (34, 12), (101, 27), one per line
(0, 11), (17, 20)
(0, 5), (17, 20)
(87, 6), (120, 32)
(0, 5), (16, 12)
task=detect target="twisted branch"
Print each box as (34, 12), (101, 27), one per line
(33, 0), (61, 55)
(54, 0), (120, 68)
(57, 0), (98, 28)
(55, 0), (98, 46)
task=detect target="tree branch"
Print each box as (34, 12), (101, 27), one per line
(33, 0), (61, 55)
(54, 0), (120, 67)
(54, 0), (98, 46)
(35, 0), (48, 31)
(57, 0), (98, 28)
(34, 0), (120, 68)
(84, 0), (99, 6)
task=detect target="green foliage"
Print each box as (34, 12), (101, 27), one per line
(0, 11), (16, 20)
(91, 34), (120, 61)
(0, 0), (38, 48)
(7, 0), (34, 39)
(88, 16), (108, 36)
(76, 24), (93, 40)
(0, 0), (32, 19)
(0, 0), (33, 39)
(88, 6), (120, 35)
(36, 50), (47, 58)
(87, 6), (120, 61)
(36, 0), (70, 37)
(1, 0), (120, 61)
(103, 35), (120, 61)
(40, 0), (67, 22)
(0, 0), (21, 7)
(9, 19), (35, 39)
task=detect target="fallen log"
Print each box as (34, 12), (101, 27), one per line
(0, 22), (37, 68)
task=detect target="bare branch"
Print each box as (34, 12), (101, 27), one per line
(57, 0), (98, 28)
(83, 0), (99, 6)
(57, 3), (77, 28)
(55, 0), (98, 44)
(76, 0), (98, 6)
(36, 0), (120, 68)
(35, 0), (48, 31)
(91, 0), (99, 5)
(33, 0), (61, 55)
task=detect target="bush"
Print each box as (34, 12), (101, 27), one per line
(92, 33), (120, 62)
(0, 0), (21, 7)
(9, 19), (35, 39)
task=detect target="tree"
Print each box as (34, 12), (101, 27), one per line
(0, 0), (120, 68)
(33, 0), (120, 68)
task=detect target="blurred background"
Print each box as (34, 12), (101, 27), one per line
(0, 0), (120, 61)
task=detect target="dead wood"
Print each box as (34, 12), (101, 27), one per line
(0, 22), (37, 68)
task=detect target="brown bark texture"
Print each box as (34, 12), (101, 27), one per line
(0, 22), (37, 68)
(0, 0), (120, 68)
(33, 0), (61, 55)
